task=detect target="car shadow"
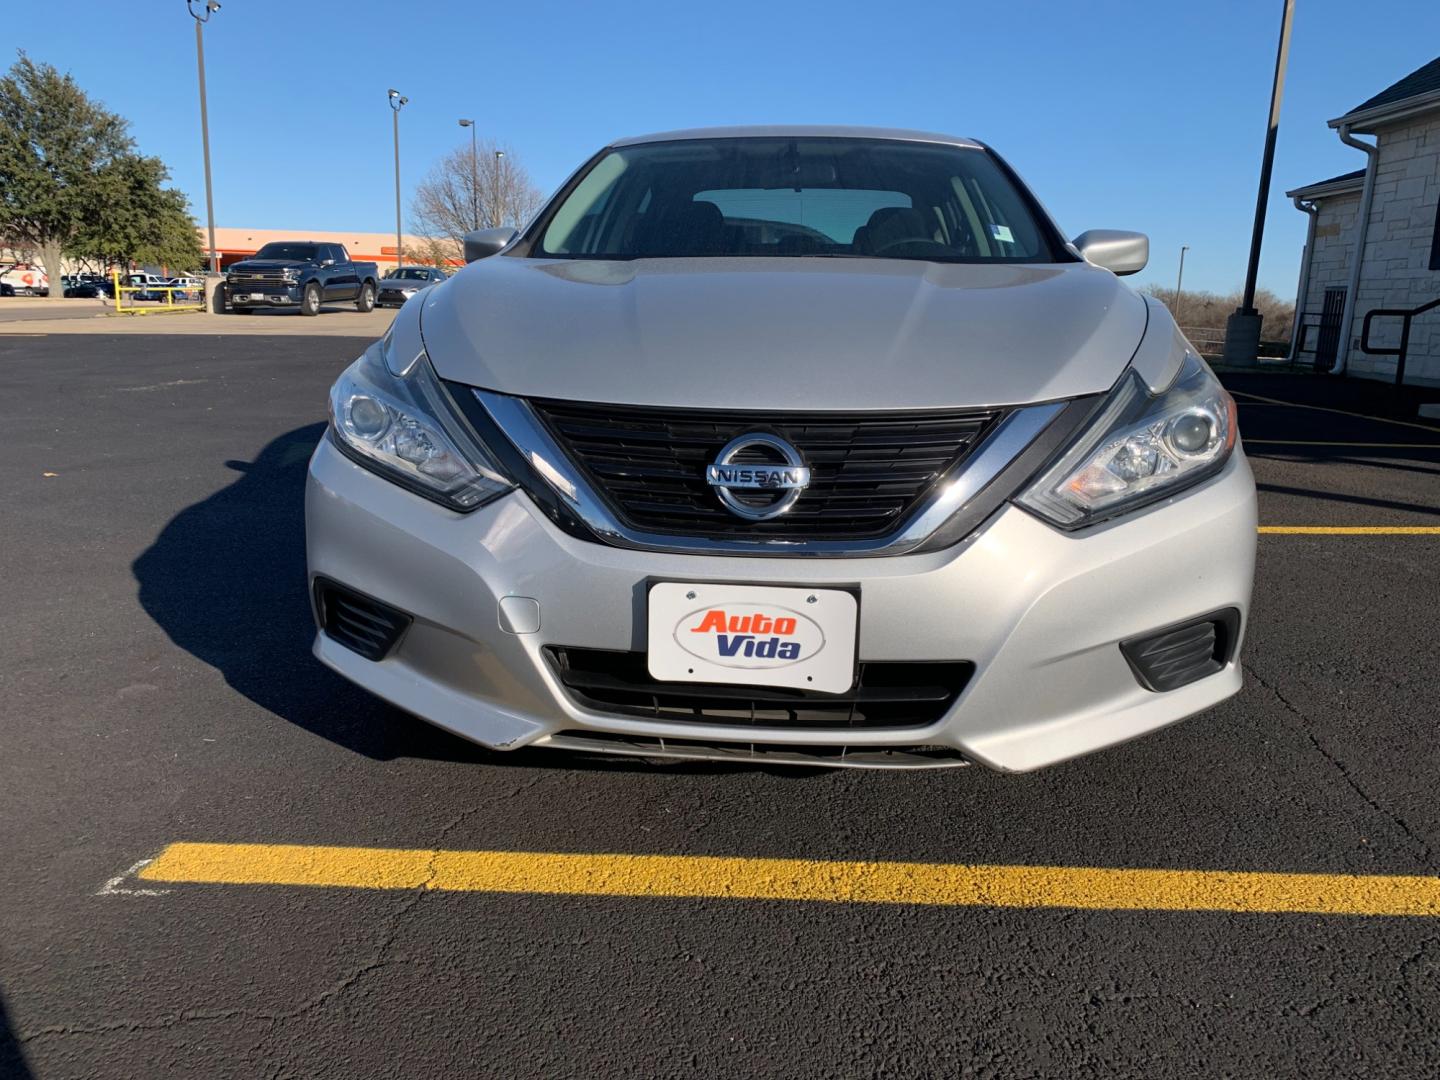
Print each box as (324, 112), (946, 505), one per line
(131, 425), (775, 775)
(0, 991), (34, 1080)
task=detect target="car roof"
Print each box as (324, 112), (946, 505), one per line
(609, 125), (983, 150)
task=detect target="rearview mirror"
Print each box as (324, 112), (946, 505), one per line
(464, 227), (518, 263)
(1071, 230), (1149, 276)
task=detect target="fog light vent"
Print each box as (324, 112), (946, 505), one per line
(314, 578), (412, 661)
(1121, 608), (1240, 692)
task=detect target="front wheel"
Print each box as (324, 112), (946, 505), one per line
(300, 283), (321, 316)
(355, 282), (375, 313)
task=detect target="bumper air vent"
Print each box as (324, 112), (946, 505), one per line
(545, 647), (973, 730)
(1121, 608), (1240, 692)
(314, 578), (412, 661)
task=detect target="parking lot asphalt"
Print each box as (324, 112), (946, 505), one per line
(3, 335), (1440, 1078)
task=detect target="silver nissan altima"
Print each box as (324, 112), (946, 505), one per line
(306, 126), (1256, 772)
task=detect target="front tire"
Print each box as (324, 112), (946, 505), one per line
(355, 282), (375, 313)
(301, 283), (321, 316)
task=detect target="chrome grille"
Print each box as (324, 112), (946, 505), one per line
(229, 271), (290, 288)
(528, 400), (1001, 540)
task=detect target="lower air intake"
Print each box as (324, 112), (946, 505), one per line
(545, 647), (972, 729)
(1121, 609), (1240, 692)
(314, 578), (412, 661)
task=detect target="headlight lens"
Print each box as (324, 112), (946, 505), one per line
(1016, 353), (1236, 528)
(328, 337), (513, 511)
(281, 268), (300, 282)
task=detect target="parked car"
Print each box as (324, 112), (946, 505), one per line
(224, 242), (378, 315)
(307, 126), (1256, 774)
(0, 282), (13, 297)
(167, 275), (203, 300)
(63, 279), (105, 299)
(376, 265), (448, 307)
(114, 273), (173, 302)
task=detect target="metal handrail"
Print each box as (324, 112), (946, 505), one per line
(1360, 296), (1440, 387)
(110, 270), (205, 315)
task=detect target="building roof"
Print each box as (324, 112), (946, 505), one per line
(1331, 55), (1440, 130)
(1285, 168), (1366, 200)
(1347, 55), (1440, 116)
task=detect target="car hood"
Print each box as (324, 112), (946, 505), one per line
(420, 256), (1148, 409)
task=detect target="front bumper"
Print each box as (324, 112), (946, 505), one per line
(376, 290), (417, 307)
(227, 283), (302, 307)
(305, 437), (1257, 772)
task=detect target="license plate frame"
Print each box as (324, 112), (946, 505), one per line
(645, 581), (859, 694)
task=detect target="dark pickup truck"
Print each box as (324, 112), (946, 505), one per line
(224, 241), (379, 315)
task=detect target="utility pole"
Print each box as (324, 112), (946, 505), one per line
(1222, 0), (1296, 366)
(186, 0), (222, 274)
(388, 89), (408, 270)
(1175, 245), (1190, 326)
(458, 119), (478, 230)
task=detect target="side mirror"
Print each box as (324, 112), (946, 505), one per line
(1071, 230), (1149, 276)
(319, 258), (335, 267)
(464, 227), (518, 263)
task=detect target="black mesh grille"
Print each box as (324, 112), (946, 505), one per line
(528, 400), (1001, 539)
(546, 647), (973, 729)
(315, 579), (412, 661)
(1121, 609), (1240, 692)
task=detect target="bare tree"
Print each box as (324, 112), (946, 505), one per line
(410, 139), (545, 247)
(1139, 283), (1295, 342)
(400, 235), (458, 271)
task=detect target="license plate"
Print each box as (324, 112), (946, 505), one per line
(646, 582), (858, 694)
(248, 293), (265, 301)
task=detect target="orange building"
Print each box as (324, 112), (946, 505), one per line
(203, 227), (461, 270)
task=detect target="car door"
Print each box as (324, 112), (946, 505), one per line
(328, 245), (359, 300)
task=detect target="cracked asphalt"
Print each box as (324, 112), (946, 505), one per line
(3, 334), (1440, 1078)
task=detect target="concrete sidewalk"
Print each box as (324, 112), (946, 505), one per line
(0, 298), (396, 336)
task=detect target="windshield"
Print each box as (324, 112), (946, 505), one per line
(252, 243), (320, 261)
(384, 268), (430, 280)
(532, 137), (1064, 262)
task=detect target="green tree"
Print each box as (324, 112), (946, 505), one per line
(73, 155), (203, 273)
(0, 53), (200, 295)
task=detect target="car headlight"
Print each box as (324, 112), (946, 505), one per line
(327, 335), (513, 511)
(281, 268), (300, 282)
(1016, 352), (1236, 528)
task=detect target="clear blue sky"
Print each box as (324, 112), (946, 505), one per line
(8, 0), (1440, 296)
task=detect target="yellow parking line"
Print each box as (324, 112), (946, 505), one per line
(1231, 390), (1440, 435)
(137, 842), (1440, 916)
(1258, 526), (1440, 535)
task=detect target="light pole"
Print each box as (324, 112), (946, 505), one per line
(186, 0), (221, 274)
(1174, 245), (1190, 326)
(1222, 0), (1296, 366)
(388, 89), (408, 270)
(458, 119), (478, 230)
(492, 150), (505, 228)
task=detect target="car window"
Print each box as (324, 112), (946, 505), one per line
(534, 137), (1061, 262)
(253, 243), (319, 261)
